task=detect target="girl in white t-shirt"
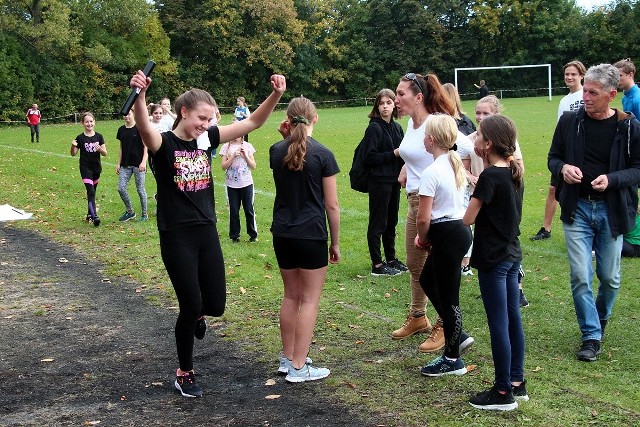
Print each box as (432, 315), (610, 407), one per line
(219, 136), (257, 242)
(414, 114), (472, 377)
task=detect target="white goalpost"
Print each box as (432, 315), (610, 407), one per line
(454, 64), (552, 101)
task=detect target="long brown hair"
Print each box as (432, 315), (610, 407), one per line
(478, 114), (523, 190)
(368, 88), (398, 119)
(283, 97), (316, 171)
(173, 89), (216, 131)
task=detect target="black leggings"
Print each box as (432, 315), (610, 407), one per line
(419, 220), (472, 359)
(159, 224), (226, 371)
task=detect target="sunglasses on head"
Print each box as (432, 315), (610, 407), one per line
(405, 72), (424, 94)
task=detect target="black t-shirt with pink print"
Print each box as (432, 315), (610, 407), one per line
(75, 133), (105, 170)
(151, 127), (221, 231)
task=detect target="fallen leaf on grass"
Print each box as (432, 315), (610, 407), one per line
(345, 382), (357, 389)
(265, 394), (281, 400)
(3, 316), (13, 319)
(355, 340), (365, 345)
(264, 275), (273, 279)
(264, 379), (276, 386)
(532, 366), (543, 372)
(591, 409), (598, 417)
(542, 276), (550, 281)
(384, 293), (391, 298)
(466, 364), (477, 373)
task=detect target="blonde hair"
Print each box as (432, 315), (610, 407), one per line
(477, 114), (523, 190)
(425, 114), (465, 189)
(477, 95), (503, 114)
(442, 83), (465, 120)
(283, 97), (316, 171)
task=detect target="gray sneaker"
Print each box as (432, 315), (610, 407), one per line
(285, 364), (330, 383)
(277, 356), (312, 374)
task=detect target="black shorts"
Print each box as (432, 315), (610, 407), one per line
(272, 236), (328, 270)
(80, 165), (101, 181)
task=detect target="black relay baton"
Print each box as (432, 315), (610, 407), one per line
(119, 60), (156, 116)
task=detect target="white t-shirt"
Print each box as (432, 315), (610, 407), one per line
(418, 154), (465, 222)
(150, 120), (172, 133)
(160, 114), (175, 130)
(197, 117), (219, 150)
(557, 89), (584, 120)
(399, 117), (433, 193)
(219, 141), (256, 188)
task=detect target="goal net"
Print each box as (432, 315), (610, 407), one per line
(454, 64), (552, 101)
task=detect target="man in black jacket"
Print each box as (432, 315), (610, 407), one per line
(548, 63), (640, 362)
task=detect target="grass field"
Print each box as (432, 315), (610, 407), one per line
(1, 95), (639, 426)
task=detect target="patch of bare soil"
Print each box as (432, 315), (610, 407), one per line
(0, 225), (369, 427)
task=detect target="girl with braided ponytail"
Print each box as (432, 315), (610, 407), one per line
(270, 97), (341, 382)
(464, 114), (527, 411)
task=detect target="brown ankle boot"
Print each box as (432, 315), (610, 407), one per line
(419, 320), (445, 352)
(391, 314), (431, 340)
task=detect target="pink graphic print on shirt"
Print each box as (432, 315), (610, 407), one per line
(84, 141), (101, 153)
(173, 150), (211, 192)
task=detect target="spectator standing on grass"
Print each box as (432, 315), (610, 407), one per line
(270, 97), (340, 383)
(464, 114), (527, 411)
(70, 112), (107, 227)
(393, 72), (474, 356)
(25, 103), (41, 143)
(474, 80), (489, 99)
(414, 114), (472, 377)
(532, 60), (586, 242)
(548, 63), (640, 362)
(130, 69), (286, 398)
(234, 96), (251, 141)
(614, 58), (640, 119)
(219, 136), (258, 243)
(462, 95), (529, 307)
(360, 88), (407, 276)
(116, 109), (148, 222)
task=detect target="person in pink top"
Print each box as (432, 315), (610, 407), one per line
(25, 103), (41, 143)
(219, 136), (258, 242)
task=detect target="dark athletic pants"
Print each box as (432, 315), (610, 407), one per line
(419, 220), (472, 359)
(159, 224), (226, 371)
(367, 181), (400, 266)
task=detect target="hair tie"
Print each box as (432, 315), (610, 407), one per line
(507, 155), (515, 162)
(449, 143), (458, 151)
(292, 116), (309, 125)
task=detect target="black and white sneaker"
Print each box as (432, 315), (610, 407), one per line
(175, 370), (203, 398)
(371, 263), (401, 276)
(512, 379), (529, 402)
(386, 259), (408, 272)
(469, 385), (518, 411)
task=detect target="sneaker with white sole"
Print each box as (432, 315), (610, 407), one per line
(459, 331), (475, 354)
(461, 265), (473, 276)
(371, 262), (401, 276)
(119, 210), (136, 222)
(175, 370), (203, 398)
(386, 258), (408, 272)
(278, 356), (312, 374)
(420, 356), (467, 377)
(469, 385), (518, 411)
(285, 364), (330, 383)
(512, 379), (529, 402)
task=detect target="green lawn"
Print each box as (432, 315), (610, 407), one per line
(1, 96), (639, 426)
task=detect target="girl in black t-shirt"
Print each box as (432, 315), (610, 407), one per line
(464, 115), (526, 411)
(270, 97), (341, 383)
(70, 112), (107, 226)
(129, 70), (287, 398)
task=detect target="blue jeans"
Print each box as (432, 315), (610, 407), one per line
(477, 260), (525, 392)
(562, 199), (622, 342)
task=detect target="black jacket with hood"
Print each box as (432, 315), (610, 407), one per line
(361, 117), (404, 184)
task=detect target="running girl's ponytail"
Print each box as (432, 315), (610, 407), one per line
(283, 97), (316, 171)
(478, 114), (523, 190)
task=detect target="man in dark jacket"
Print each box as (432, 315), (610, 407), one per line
(548, 63), (640, 362)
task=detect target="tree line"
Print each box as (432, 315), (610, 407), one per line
(1, 0), (639, 122)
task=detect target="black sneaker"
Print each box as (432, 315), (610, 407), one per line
(371, 263), (401, 277)
(175, 370), (203, 398)
(519, 289), (529, 308)
(195, 317), (207, 340)
(469, 385), (518, 411)
(231, 238), (240, 243)
(530, 227), (551, 241)
(93, 216), (101, 227)
(512, 379), (529, 402)
(386, 258), (408, 272)
(577, 339), (601, 362)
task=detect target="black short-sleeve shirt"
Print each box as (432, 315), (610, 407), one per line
(116, 125), (145, 167)
(470, 166), (523, 270)
(269, 137), (340, 240)
(75, 132), (105, 170)
(151, 128), (220, 231)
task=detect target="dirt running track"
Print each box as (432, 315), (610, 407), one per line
(0, 225), (369, 427)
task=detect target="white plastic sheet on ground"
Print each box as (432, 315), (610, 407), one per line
(0, 205), (33, 221)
